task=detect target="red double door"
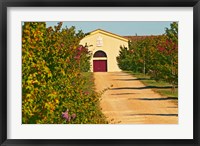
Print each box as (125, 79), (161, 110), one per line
(93, 60), (107, 72)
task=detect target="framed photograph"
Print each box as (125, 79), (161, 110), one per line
(0, 0), (199, 145)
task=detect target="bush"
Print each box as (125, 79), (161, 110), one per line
(22, 22), (106, 124)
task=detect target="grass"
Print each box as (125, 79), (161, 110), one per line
(81, 72), (108, 124)
(81, 72), (95, 93)
(127, 71), (178, 98)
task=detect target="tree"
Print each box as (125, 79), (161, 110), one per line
(116, 22), (178, 88)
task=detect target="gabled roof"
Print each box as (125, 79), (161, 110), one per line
(86, 29), (129, 42)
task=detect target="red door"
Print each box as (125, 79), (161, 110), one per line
(93, 60), (107, 72)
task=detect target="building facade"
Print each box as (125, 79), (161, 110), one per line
(80, 29), (129, 72)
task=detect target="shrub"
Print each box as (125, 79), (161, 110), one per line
(22, 22), (106, 124)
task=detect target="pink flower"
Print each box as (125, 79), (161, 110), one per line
(77, 46), (83, 51)
(62, 110), (76, 122)
(71, 113), (76, 119)
(62, 110), (70, 122)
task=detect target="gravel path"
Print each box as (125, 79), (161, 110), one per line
(93, 72), (178, 124)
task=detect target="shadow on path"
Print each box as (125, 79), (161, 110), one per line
(111, 74), (130, 76)
(111, 86), (173, 90)
(113, 78), (152, 81)
(111, 93), (136, 96)
(127, 113), (178, 117)
(166, 106), (178, 108)
(128, 97), (178, 101)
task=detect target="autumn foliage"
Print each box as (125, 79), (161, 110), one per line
(22, 22), (106, 124)
(117, 22), (178, 87)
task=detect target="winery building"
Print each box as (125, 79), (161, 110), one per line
(80, 29), (129, 72)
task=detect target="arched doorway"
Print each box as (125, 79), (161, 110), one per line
(93, 50), (107, 72)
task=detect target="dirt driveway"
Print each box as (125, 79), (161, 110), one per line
(93, 72), (178, 124)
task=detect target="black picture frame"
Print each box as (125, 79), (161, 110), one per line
(0, 0), (199, 146)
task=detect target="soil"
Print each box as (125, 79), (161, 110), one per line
(93, 72), (178, 124)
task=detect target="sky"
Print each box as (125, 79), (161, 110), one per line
(46, 21), (172, 36)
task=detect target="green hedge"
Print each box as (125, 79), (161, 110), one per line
(22, 22), (106, 124)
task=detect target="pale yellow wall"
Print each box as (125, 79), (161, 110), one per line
(80, 31), (128, 72)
